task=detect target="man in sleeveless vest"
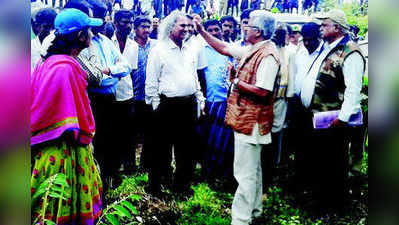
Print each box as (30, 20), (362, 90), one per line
(297, 9), (366, 211)
(194, 11), (280, 225)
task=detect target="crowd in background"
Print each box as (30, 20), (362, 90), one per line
(31, 0), (367, 224)
(32, 0), (328, 20)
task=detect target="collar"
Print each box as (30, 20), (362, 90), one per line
(311, 41), (324, 55)
(134, 37), (151, 48)
(166, 38), (187, 50)
(32, 36), (41, 46)
(111, 34), (134, 51)
(111, 34), (133, 44)
(92, 33), (103, 41)
(325, 36), (345, 51)
(251, 40), (269, 51)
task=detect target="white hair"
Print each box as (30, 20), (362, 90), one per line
(158, 10), (187, 41)
(250, 10), (276, 40)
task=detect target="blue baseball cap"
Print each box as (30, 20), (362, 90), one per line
(54, 8), (103, 35)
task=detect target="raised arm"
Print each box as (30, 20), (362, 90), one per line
(193, 15), (232, 57)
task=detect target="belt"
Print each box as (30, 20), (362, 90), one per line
(160, 94), (195, 102)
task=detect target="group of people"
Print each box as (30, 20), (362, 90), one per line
(31, 0), (366, 223)
(270, 0), (320, 13)
(32, 0), (325, 22)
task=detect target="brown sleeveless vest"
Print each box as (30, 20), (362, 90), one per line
(225, 41), (280, 135)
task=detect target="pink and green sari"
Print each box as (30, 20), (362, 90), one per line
(31, 55), (102, 225)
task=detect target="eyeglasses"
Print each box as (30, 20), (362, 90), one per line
(245, 25), (260, 30)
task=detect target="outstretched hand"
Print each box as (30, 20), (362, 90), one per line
(192, 14), (204, 33)
(329, 118), (347, 128)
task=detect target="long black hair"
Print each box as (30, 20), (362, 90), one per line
(43, 28), (90, 60)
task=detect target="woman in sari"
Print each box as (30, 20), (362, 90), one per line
(31, 9), (104, 225)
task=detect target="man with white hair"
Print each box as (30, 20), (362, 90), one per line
(145, 10), (205, 196)
(194, 10), (280, 225)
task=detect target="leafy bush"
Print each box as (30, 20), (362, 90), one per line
(262, 187), (323, 225)
(343, 3), (368, 38)
(342, 2), (369, 37)
(177, 183), (232, 225)
(106, 174), (148, 200)
(320, 0), (368, 38)
(96, 194), (141, 225)
(361, 149), (368, 175)
(32, 173), (71, 225)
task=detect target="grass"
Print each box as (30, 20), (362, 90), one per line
(101, 157), (368, 225)
(98, 137), (368, 224)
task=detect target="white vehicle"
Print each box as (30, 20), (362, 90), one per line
(273, 13), (314, 25)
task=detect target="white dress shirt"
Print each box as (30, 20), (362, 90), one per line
(112, 35), (137, 101)
(292, 42), (323, 96)
(300, 36), (364, 122)
(187, 35), (208, 106)
(40, 31), (55, 59)
(227, 40), (279, 145)
(145, 38), (206, 110)
(186, 35), (208, 71)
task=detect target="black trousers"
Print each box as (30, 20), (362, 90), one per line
(132, 100), (152, 170)
(114, 98), (135, 174)
(291, 97), (350, 209)
(89, 93), (119, 184)
(261, 132), (280, 189)
(148, 94), (198, 193)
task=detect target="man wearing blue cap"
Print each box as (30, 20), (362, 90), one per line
(80, 0), (132, 190)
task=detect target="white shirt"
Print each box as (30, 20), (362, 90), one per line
(145, 38), (206, 109)
(300, 36), (364, 122)
(40, 31), (55, 58)
(187, 35), (208, 105)
(31, 37), (42, 71)
(186, 35), (208, 71)
(112, 35), (137, 101)
(286, 42), (299, 56)
(292, 42), (323, 96)
(227, 40), (279, 145)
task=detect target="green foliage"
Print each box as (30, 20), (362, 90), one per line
(101, 170), (367, 225)
(263, 187), (323, 225)
(319, 0), (337, 12)
(97, 193), (141, 225)
(177, 183), (232, 225)
(209, 13), (220, 21)
(361, 150), (368, 175)
(32, 173), (70, 205)
(106, 174), (148, 199)
(343, 2), (368, 37)
(271, 7), (280, 14)
(363, 76), (368, 87)
(320, 0), (368, 38)
(44, 219), (56, 225)
(32, 173), (70, 225)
